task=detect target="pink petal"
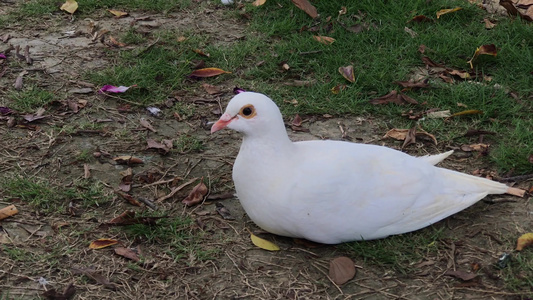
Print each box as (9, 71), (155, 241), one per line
(0, 53), (6, 59)
(99, 85), (135, 93)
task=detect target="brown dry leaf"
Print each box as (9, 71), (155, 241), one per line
(418, 44), (427, 54)
(108, 36), (126, 47)
(60, 0), (78, 14)
(42, 283), (76, 300)
(89, 238), (118, 249)
(468, 44), (497, 68)
(71, 268), (116, 290)
(331, 84), (347, 94)
(370, 90), (418, 105)
(436, 7), (462, 19)
(202, 83), (222, 95)
(446, 69), (471, 79)
(525, 6), (533, 19)
(250, 232), (280, 251)
(460, 143), (489, 152)
(516, 233), (533, 251)
(313, 35), (335, 44)
(421, 56), (445, 68)
(402, 126), (417, 149)
(146, 138), (173, 154)
(292, 114), (303, 127)
(215, 202), (235, 220)
(338, 65), (355, 83)
(439, 73), (454, 83)
(426, 110), (451, 119)
(484, 18), (496, 29)
(188, 68), (231, 78)
(384, 128), (437, 146)
(108, 9), (128, 18)
(394, 80), (429, 89)
(450, 109), (483, 117)
(83, 163), (91, 179)
(329, 257), (356, 285)
(518, 0), (533, 5)
(529, 154), (533, 164)
(119, 168), (133, 192)
(404, 26), (417, 38)
(182, 179), (208, 206)
(113, 156), (143, 165)
(409, 15), (432, 22)
(0, 205), (18, 221)
(114, 247), (140, 261)
(291, 0), (318, 19)
(444, 270), (478, 281)
(193, 48), (210, 57)
(499, 0), (520, 17)
(140, 118), (156, 132)
(177, 36), (187, 42)
(252, 0), (266, 6)
(107, 210), (137, 225)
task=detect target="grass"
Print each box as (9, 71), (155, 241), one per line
(341, 226), (445, 273)
(6, 86), (55, 112)
(1, 177), (111, 212)
(174, 135), (205, 153)
(121, 212), (216, 262)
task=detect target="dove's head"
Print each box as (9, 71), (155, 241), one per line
(211, 92), (286, 137)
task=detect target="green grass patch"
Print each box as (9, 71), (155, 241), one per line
(1, 177), (111, 212)
(7, 86), (55, 112)
(340, 227), (444, 273)
(502, 251), (533, 294)
(121, 212), (216, 262)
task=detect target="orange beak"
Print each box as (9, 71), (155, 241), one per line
(211, 113), (235, 133)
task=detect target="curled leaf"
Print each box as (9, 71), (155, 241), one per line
(436, 7), (462, 19)
(108, 9), (128, 18)
(188, 68), (231, 78)
(60, 0), (78, 14)
(313, 35), (335, 45)
(114, 247), (140, 261)
(113, 156), (144, 165)
(182, 179), (208, 206)
(291, 0), (318, 19)
(252, 0), (266, 6)
(444, 270), (478, 281)
(516, 233), (533, 251)
(338, 65), (355, 83)
(89, 238), (118, 249)
(409, 15), (432, 22)
(329, 257), (356, 285)
(467, 44), (497, 69)
(250, 233), (280, 251)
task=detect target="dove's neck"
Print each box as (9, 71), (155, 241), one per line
(241, 128), (294, 159)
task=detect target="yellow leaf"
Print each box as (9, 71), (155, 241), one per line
(436, 7), (462, 19)
(89, 238), (118, 249)
(60, 0), (78, 14)
(450, 109), (483, 117)
(108, 9), (128, 18)
(253, 0), (267, 6)
(516, 233), (533, 251)
(313, 35), (335, 45)
(250, 233), (280, 251)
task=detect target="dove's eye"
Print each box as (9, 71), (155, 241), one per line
(239, 105), (256, 119)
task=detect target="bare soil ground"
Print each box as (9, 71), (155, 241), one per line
(0, 2), (531, 300)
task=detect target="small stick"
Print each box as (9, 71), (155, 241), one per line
(155, 177), (197, 203)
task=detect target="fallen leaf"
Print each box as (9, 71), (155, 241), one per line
(60, 0), (78, 14)
(89, 238), (118, 249)
(250, 232), (280, 251)
(0, 205), (18, 221)
(108, 9), (128, 18)
(402, 126), (417, 148)
(450, 109), (483, 117)
(409, 15), (432, 22)
(446, 69), (471, 79)
(98, 85), (135, 93)
(252, 0), (266, 6)
(421, 56), (445, 68)
(188, 68), (231, 78)
(370, 90), (418, 105)
(444, 270), (478, 281)
(313, 35), (335, 44)
(71, 268), (116, 290)
(394, 80), (429, 89)
(331, 84), (347, 94)
(291, 0), (318, 18)
(460, 143), (489, 152)
(499, 0), (520, 17)
(146, 138), (173, 154)
(292, 114), (303, 126)
(384, 127), (437, 146)
(215, 202), (234, 220)
(83, 163), (90, 179)
(192, 49), (210, 57)
(404, 26), (417, 38)
(117, 191), (141, 206)
(182, 179), (208, 206)
(42, 283), (76, 300)
(467, 44), (497, 69)
(114, 247), (140, 261)
(418, 44), (427, 54)
(202, 83), (222, 95)
(108, 36), (126, 47)
(426, 110), (451, 118)
(139, 118), (156, 132)
(436, 7), (462, 19)
(177, 36), (187, 42)
(483, 18), (496, 29)
(516, 233), (533, 251)
(338, 65), (355, 83)
(113, 156), (144, 165)
(329, 257), (356, 285)
(107, 210), (137, 225)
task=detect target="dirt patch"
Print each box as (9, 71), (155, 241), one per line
(0, 2), (531, 300)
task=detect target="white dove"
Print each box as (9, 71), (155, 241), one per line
(211, 92), (524, 244)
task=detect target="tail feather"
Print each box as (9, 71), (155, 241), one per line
(420, 150), (454, 165)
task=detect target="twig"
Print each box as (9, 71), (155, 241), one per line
(137, 197), (157, 210)
(155, 177), (197, 203)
